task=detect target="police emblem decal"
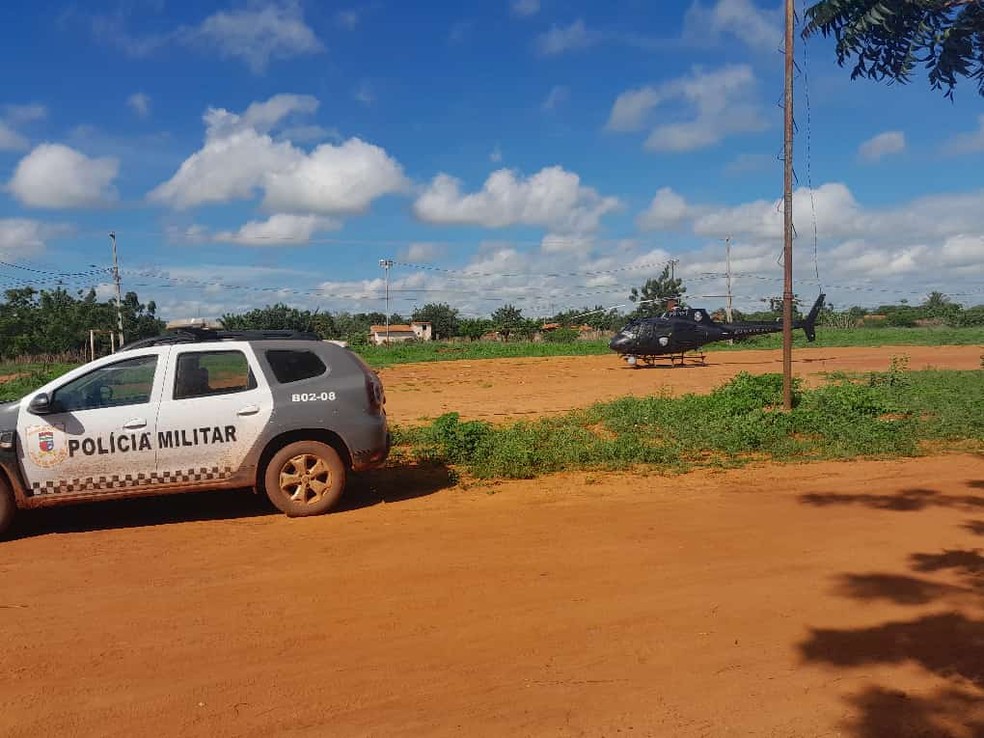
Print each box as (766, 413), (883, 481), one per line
(27, 425), (68, 468)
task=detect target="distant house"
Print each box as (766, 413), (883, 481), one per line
(369, 321), (432, 345)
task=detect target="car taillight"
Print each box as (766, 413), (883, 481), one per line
(366, 374), (385, 413)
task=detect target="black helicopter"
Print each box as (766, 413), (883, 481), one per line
(609, 293), (825, 366)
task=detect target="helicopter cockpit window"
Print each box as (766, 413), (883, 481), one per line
(620, 322), (639, 339)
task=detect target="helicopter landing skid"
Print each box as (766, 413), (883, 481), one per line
(624, 351), (706, 368)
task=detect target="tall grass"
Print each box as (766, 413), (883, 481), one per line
(394, 368), (984, 479)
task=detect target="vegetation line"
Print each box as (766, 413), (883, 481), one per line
(391, 367), (984, 481)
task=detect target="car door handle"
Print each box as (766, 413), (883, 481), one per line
(123, 418), (147, 430)
(237, 405), (260, 416)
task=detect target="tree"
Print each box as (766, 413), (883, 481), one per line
(491, 304), (524, 340)
(458, 317), (493, 341)
(803, 0), (984, 98)
(919, 290), (961, 322)
(221, 303), (314, 332)
(629, 265), (686, 318)
(412, 302), (459, 340)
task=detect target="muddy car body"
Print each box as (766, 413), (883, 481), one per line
(0, 330), (390, 536)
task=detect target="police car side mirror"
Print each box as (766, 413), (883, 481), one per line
(28, 393), (51, 415)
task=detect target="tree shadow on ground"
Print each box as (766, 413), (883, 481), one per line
(798, 479), (984, 736)
(800, 487), (984, 512)
(964, 521), (984, 536)
(911, 549), (984, 576)
(13, 462), (455, 538)
(844, 686), (984, 738)
(835, 573), (970, 605)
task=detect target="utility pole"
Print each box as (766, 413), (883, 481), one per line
(724, 235), (733, 323)
(781, 0), (795, 411)
(379, 259), (393, 343)
(669, 258), (678, 281)
(109, 231), (124, 348)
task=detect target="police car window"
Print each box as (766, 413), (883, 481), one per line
(174, 351), (256, 400)
(265, 350), (326, 384)
(53, 355), (158, 412)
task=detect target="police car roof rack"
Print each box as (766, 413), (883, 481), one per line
(120, 328), (321, 351)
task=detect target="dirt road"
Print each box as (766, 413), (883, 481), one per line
(1, 345), (982, 737)
(379, 345), (983, 424)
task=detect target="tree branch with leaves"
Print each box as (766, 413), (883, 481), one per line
(803, 0), (984, 97)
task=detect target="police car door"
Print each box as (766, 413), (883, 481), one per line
(16, 349), (166, 497)
(154, 345), (272, 487)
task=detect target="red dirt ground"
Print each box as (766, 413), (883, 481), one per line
(379, 345), (983, 424)
(1, 346), (982, 737)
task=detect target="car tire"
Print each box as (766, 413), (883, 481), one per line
(264, 440), (347, 517)
(0, 477), (16, 540)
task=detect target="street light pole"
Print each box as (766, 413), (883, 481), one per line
(781, 0), (795, 411)
(109, 231), (124, 348)
(379, 259), (393, 343)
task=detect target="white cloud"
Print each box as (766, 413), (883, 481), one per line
(636, 188), (696, 231)
(335, 9), (360, 30)
(413, 166), (621, 233)
(401, 242), (446, 262)
(511, 0), (540, 17)
(182, 2), (324, 73)
(149, 113), (302, 208)
(5, 104), (46, 124)
(0, 104), (46, 151)
(489, 145), (503, 163)
(608, 65), (767, 152)
(127, 92), (151, 118)
(540, 232), (594, 255)
(213, 214), (339, 246)
(944, 114), (984, 154)
(264, 138), (408, 215)
(622, 182), (984, 308)
(8, 144), (119, 208)
(541, 85), (569, 111)
(237, 94), (319, 133)
(938, 234), (984, 267)
(354, 81), (374, 106)
(0, 123), (29, 151)
(858, 130), (906, 161)
(150, 94), (407, 216)
(0, 218), (71, 257)
(683, 0), (781, 51)
(83, 2), (322, 73)
(606, 87), (660, 131)
(536, 19), (596, 56)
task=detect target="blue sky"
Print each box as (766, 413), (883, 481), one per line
(1, 0), (982, 320)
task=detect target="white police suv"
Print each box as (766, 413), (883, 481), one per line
(0, 327), (390, 537)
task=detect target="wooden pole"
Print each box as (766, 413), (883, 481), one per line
(782, 0), (795, 410)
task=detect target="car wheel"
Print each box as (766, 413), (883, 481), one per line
(0, 477), (16, 540)
(264, 441), (347, 517)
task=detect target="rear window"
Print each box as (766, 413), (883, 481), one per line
(266, 350), (327, 384)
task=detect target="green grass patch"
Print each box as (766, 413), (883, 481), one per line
(394, 368), (984, 480)
(0, 363), (78, 403)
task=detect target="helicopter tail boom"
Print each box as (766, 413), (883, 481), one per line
(798, 293), (826, 342)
